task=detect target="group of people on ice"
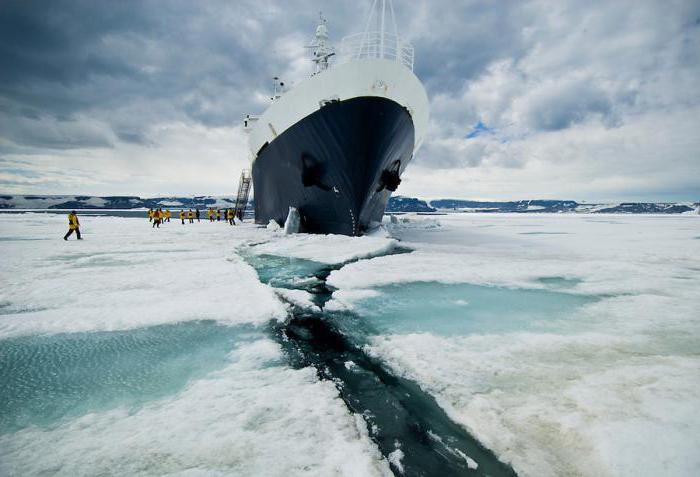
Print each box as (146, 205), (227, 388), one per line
(148, 207), (238, 227)
(206, 207), (238, 225)
(63, 205), (243, 241)
(148, 208), (172, 227)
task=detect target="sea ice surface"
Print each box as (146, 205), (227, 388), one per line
(1, 338), (390, 476)
(0, 214), (286, 338)
(331, 213), (700, 477)
(0, 321), (260, 433)
(248, 231), (397, 264)
(335, 281), (597, 336)
(2, 212), (699, 477)
(0, 214), (391, 476)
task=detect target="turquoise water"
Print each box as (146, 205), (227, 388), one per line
(248, 253), (519, 476)
(0, 321), (259, 433)
(346, 281), (597, 336)
(240, 252), (328, 288)
(241, 252), (597, 339)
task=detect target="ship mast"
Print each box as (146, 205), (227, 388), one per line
(306, 12), (335, 75)
(361, 0), (399, 59)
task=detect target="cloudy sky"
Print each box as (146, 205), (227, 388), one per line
(1, 0), (698, 201)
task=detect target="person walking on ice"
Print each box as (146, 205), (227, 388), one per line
(195, 208), (201, 222)
(227, 208), (235, 225)
(63, 210), (82, 240)
(187, 209), (194, 223)
(179, 209), (185, 224)
(208, 207), (214, 222)
(152, 208), (162, 228)
(165, 209), (171, 222)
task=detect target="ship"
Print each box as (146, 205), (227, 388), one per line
(245, 0), (429, 236)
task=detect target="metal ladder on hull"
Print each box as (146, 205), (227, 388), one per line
(234, 169), (252, 221)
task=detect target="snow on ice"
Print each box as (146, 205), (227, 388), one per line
(0, 214), (391, 476)
(333, 213), (700, 477)
(0, 214), (287, 338)
(248, 229), (397, 265)
(1, 212), (699, 477)
(0, 339), (390, 476)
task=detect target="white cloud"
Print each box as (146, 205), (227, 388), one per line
(0, 0), (698, 200)
(1, 123), (249, 196)
(412, 0), (700, 201)
(408, 106), (700, 201)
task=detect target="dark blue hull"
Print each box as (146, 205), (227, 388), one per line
(252, 96), (415, 235)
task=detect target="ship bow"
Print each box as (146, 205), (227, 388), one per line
(253, 96), (415, 235)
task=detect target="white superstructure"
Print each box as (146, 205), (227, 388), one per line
(247, 1), (429, 162)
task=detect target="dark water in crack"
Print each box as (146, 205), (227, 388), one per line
(241, 245), (517, 476)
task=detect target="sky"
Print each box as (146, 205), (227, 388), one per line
(0, 0), (699, 202)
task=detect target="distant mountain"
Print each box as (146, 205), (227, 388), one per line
(386, 196), (435, 213)
(576, 202), (697, 214)
(1, 195), (697, 215)
(430, 199), (578, 213)
(429, 199), (699, 214)
(0, 195), (248, 210)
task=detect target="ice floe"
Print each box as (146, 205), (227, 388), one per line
(338, 213), (700, 477)
(0, 339), (391, 476)
(0, 215), (286, 338)
(2, 212), (698, 477)
(273, 287), (319, 311)
(0, 213), (393, 476)
(248, 232), (397, 265)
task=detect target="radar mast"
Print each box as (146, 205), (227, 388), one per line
(306, 12), (335, 74)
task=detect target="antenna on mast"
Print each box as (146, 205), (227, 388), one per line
(305, 12), (335, 74)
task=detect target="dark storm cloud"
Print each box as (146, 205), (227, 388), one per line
(0, 0), (327, 147)
(407, 0), (530, 94)
(115, 130), (153, 146)
(0, 0), (532, 151)
(0, 0), (150, 120)
(0, 0), (698, 200)
(0, 0), (146, 85)
(522, 78), (618, 131)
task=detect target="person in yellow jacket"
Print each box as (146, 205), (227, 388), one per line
(164, 209), (171, 222)
(152, 208), (162, 228)
(179, 209), (185, 224)
(216, 207), (221, 221)
(147, 208), (154, 222)
(226, 208), (235, 225)
(187, 209), (194, 223)
(64, 210), (82, 240)
(208, 207), (214, 222)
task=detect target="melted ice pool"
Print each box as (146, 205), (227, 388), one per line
(344, 281), (598, 336)
(0, 321), (261, 433)
(240, 252), (328, 289)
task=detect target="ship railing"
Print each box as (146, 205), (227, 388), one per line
(338, 31), (414, 71)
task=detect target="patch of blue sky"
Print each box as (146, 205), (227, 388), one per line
(464, 120), (493, 139)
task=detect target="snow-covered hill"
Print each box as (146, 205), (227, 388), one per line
(386, 196), (435, 213)
(429, 199), (699, 214)
(0, 195), (246, 210)
(1, 195), (698, 214)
